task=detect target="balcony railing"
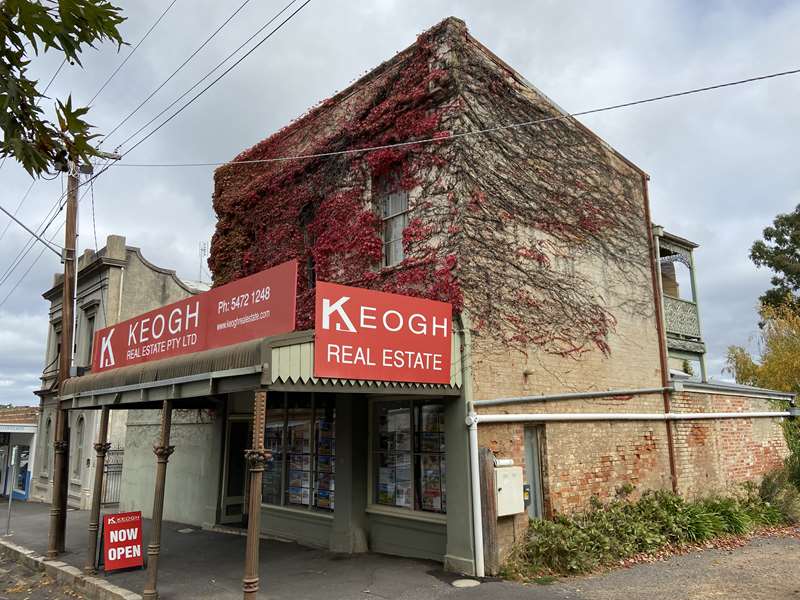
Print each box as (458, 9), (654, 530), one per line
(663, 295), (701, 339)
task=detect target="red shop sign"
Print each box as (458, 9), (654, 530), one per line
(314, 282), (452, 384)
(92, 260), (298, 373)
(102, 511), (143, 572)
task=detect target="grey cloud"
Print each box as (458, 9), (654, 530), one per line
(1, 1), (798, 402)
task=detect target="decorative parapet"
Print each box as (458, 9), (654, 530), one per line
(663, 295), (701, 339)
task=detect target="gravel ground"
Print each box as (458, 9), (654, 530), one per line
(0, 555), (86, 600)
(548, 535), (800, 600)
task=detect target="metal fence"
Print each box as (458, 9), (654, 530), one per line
(102, 448), (124, 506)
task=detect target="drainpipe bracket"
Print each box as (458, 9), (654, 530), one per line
(465, 413), (479, 427)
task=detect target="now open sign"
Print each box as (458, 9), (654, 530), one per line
(103, 511), (144, 571)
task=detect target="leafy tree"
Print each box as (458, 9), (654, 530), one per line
(726, 302), (800, 455)
(0, 0), (125, 176)
(725, 303), (800, 393)
(750, 205), (800, 312)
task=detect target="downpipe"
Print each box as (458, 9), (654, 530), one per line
(466, 409), (484, 578)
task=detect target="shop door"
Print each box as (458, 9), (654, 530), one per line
(220, 419), (250, 525)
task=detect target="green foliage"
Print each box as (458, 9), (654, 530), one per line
(0, 0), (125, 175)
(751, 205), (800, 311)
(503, 488), (794, 579)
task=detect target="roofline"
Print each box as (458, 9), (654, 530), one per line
(654, 227), (699, 249)
(462, 29), (649, 179)
(44, 245), (202, 300)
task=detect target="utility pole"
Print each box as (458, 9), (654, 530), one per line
(47, 152), (119, 558)
(47, 159), (78, 557)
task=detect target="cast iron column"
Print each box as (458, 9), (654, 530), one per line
(143, 400), (174, 600)
(85, 407), (111, 573)
(242, 390), (270, 599)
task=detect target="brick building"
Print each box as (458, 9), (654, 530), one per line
(209, 16), (792, 571)
(50, 17), (793, 590)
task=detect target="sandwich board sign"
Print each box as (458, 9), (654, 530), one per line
(101, 511), (144, 572)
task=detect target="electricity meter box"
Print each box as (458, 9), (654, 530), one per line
(495, 466), (524, 516)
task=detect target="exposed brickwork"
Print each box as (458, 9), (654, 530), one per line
(476, 390), (790, 565)
(0, 406), (39, 425)
(671, 391), (789, 498)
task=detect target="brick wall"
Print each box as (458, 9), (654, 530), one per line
(0, 406), (39, 425)
(671, 391), (789, 498)
(475, 390), (790, 566)
(475, 393), (673, 561)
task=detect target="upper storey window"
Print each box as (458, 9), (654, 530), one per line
(379, 179), (409, 268)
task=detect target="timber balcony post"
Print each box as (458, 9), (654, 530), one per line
(243, 390), (270, 599)
(85, 407), (111, 574)
(143, 400), (174, 600)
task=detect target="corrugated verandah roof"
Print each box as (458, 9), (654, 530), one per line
(60, 331), (462, 400)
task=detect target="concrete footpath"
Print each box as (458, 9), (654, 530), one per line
(0, 501), (536, 599)
(1, 501), (799, 599)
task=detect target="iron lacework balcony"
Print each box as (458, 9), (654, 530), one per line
(653, 227), (707, 381)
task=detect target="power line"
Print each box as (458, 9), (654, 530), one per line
(0, 0), (180, 277)
(108, 65), (800, 168)
(114, 0), (306, 154)
(0, 187), (66, 288)
(0, 202), (61, 256)
(0, 180), (37, 243)
(0, 0), (315, 299)
(0, 183), (94, 308)
(88, 0), (180, 106)
(0, 214), (67, 310)
(102, 0), (254, 144)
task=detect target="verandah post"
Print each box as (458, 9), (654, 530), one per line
(243, 389), (270, 599)
(143, 399), (174, 600)
(85, 406), (111, 573)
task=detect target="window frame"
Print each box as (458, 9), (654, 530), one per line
(369, 398), (447, 517)
(71, 415), (84, 482)
(261, 393), (336, 513)
(377, 178), (410, 268)
(41, 417), (52, 478)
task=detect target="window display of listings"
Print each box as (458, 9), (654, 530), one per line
(262, 394), (335, 512)
(374, 401), (446, 514)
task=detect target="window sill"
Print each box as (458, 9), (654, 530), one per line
(261, 503), (334, 520)
(366, 504), (446, 525)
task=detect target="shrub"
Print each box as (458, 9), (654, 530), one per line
(759, 464), (800, 523)
(504, 488), (790, 579)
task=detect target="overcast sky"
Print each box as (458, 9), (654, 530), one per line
(1, 1), (798, 405)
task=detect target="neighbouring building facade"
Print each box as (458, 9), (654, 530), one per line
(46, 17), (793, 591)
(0, 406), (39, 500)
(31, 235), (206, 509)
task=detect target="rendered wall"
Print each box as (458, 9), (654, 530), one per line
(120, 408), (223, 526)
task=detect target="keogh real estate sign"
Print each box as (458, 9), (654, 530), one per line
(92, 261), (298, 372)
(102, 511), (143, 572)
(314, 282), (452, 384)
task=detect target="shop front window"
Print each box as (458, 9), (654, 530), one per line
(262, 394), (335, 511)
(15, 446), (29, 492)
(373, 400), (446, 514)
